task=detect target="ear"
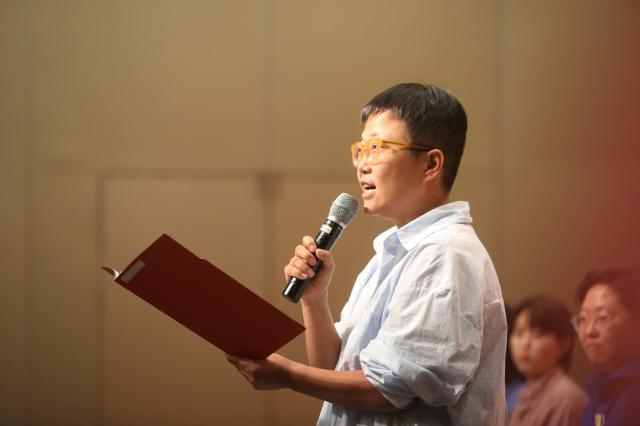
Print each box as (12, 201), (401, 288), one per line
(424, 149), (445, 180)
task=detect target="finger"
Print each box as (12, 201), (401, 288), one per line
(284, 262), (314, 280)
(294, 245), (316, 266)
(225, 353), (240, 364)
(315, 249), (334, 269)
(239, 369), (254, 383)
(284, 262), (307, 281)
(293, 256), (316, 277)
(232, 356), (259, 372)
(233, 360), (256, 383)
(302, 236), (317, 253)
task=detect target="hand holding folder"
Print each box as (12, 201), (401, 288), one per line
(102, 234), (305, 359)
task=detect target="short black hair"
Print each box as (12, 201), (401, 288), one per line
(361, 82), (468, 192)
(576, 268), (640, 315)
(505, 303), (524, 384)
(512, 296), (575, 371)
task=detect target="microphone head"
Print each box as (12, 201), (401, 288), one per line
(328, 193), (359, 228)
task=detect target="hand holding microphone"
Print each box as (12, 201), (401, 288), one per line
(283, 236), (334, 304)
(282, 193), (359, 303)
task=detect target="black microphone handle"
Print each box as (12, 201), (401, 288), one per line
(282, 219), (344, 303)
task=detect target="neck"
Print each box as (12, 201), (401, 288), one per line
(395, 193), (451, 228)
(430, 192), (450, 210)
(525, 366), (560, 383)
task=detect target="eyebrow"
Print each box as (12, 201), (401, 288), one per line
(363, 130), (380, 140)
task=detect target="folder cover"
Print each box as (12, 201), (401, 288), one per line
(102, 234), (305, 359)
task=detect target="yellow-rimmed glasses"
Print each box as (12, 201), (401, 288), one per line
(350, 138), (433, 167)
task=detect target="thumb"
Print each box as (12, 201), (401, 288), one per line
(314, 249), (334, 269)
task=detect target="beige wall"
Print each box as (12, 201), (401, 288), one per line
(2, 0), (639, 424)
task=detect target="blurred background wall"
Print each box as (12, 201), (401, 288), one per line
(1, 0), (639, 424)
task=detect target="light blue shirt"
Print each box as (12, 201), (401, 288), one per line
(317, 201), (507, 426)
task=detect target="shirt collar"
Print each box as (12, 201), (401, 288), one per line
(588, 357), (640, 384)
(608, 357), (640, 380)
(373, 201), (473, 254)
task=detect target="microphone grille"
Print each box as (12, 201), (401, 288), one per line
(328, 193), (359, 228)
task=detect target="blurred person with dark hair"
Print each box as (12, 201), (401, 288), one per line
(505, 303), (525, 419)
(226, 83), (507, 425)
(509, 296), (586, 426)
(574, 269), (640, 426)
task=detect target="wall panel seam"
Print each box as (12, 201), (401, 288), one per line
(93, 167), (352, 425)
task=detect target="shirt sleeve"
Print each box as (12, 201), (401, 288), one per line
(359, 242), (484, 409)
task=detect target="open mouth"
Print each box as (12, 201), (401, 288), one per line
(361, 182), (376, 192)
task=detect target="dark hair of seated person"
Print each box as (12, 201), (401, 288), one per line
(512, 296), (575, 370)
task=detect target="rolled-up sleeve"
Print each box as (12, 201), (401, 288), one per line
(360, 246), (483, 409)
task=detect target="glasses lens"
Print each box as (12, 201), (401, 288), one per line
(571, 316), (581, 332)
(368, 140), (379, 163)
(352, 141), (371, 166)
(351, 142), (362, 166)
(352, 139), (391, 166)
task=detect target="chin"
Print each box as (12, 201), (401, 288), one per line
(363, 206), (389, 221)
(586, 356), (607, 370)
(362, 201), (379, 215)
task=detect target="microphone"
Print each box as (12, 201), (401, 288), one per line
(282, 193), (359, 303)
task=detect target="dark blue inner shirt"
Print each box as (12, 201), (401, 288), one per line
(581, 358), (640, 426)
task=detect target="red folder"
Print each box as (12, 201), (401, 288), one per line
(102, 234), (305, 359)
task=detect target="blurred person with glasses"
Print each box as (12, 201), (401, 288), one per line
(227, 83), (507, 425)
(574, 269), (640, 426)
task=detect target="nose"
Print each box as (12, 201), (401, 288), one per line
(584, 318), (599, 336)
(356, 156), (371, 174)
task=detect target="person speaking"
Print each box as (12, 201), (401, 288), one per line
(227, 83), (508, 425)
